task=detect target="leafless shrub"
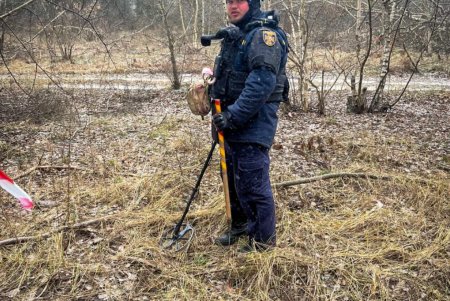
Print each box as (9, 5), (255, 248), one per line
(0, 88), (69, 123)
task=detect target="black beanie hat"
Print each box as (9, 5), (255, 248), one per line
(226, 0), (261, 10)
(249, 0), (261, 10)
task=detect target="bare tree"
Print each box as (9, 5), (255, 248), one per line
(193, 0), (199, 45)
(283, 0), (310, 111)
(388, 0), (449, 110)
(157, 0), (181, 89)
(369, 0), (410, 112)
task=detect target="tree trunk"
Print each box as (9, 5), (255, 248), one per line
(426, 0), (435, 56)
(427, 28), (433, 55)
(355, 0), (363, 60)
(287, 0), (297, 50)
(223, 1), (227, 25)
(299, 0), (309, 112)
(159, 0), (180, 90)
(284, 0), (309, 110)
(201, 0), (205, 36)
(347, 0), (372, 114)
(356, 0), (366, 111)
(193, 0), (199, 46)
(350, 0), (364, 112)
(318, 70), (325, 115)
(179, 0), (186, 34)
(371, 0), (396, 111)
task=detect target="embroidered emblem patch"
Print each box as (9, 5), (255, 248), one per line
(263, 31), (276, 47)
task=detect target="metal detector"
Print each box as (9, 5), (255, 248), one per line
(160, 141), (217, 252)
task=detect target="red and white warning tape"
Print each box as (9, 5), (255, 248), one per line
(0, 170), (34, 211)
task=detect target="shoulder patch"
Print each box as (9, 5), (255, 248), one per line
(262, 30), (276, 47)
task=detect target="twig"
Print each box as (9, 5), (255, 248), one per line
(28, 10), (66, 42)
(45, 0), (115, 66)
(120, 256), (161, 272)
(0, 41), (29, 96)
(1, 19), (66, 94)
(13, 165), (91, 180)
(194, 268), (229, 276)
(389, 6), (449, 109)
(0, 0), (37, 20)
(436, 164), (450, 173)
(193, 263), (258, 276)
(0, 215), (114, 247)
(273, 172), (392, 188)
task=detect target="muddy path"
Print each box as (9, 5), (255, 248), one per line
(1, 72), (449, 91)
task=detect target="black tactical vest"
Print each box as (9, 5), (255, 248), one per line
(210, 23), (288, 104)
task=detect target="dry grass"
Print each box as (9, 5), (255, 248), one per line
(0, 87), (449, 301)
(0, 32), (217, 77)
(1, 29), (448, 79)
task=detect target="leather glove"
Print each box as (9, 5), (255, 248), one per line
(212, 111), (232, 131)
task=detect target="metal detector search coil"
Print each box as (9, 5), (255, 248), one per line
(159, 142), (216, 252)
(160, 223), (195, 252)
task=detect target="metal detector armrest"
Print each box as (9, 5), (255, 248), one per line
(200, 27), (240, 47)
(201, 35), (215, 47)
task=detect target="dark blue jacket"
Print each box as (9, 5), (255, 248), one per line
(213, 11), (288, 148)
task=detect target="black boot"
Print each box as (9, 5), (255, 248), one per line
(214, 224), (247, 246)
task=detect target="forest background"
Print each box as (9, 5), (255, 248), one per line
(0, 1), (449, 300)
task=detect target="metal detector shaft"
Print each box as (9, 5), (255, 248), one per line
(214, 99), (232, 223)
(172, 141), (217, 237)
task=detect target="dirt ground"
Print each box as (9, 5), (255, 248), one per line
(0, 87), (449, 300)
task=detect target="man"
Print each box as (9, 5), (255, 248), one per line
(209, 0), (288, 252)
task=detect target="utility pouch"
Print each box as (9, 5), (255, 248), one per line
(213, 55), (222, 79)
(212, 73), (228, 100)
(211, 55), (226, 99)
(186, 82), (211, 116)
(267, 73), (287, 102)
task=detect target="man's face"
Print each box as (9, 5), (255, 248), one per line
(226, 0), (250, 24)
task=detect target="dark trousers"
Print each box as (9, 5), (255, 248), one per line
(224, 142), (276, 245)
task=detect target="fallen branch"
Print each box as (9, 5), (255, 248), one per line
(0, 215), (114, 247)
(13, 165), (145, 181)
(13, 165), (91, 180)
(273, 172), (392, 188)
(120, 256), (161, 272)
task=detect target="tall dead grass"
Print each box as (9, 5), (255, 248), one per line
(0, 89), (448, 300)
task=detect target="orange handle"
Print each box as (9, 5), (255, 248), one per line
(214, 99), (232, 223)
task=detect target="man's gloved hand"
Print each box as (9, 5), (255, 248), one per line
(212, 111), (233, 131)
